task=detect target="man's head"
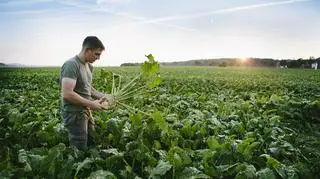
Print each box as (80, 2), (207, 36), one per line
(81, 36), (105, 63)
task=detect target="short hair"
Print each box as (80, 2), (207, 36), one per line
(82, 36), (105, 50)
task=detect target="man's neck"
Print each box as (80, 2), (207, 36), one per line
(77, 53), (86, 63)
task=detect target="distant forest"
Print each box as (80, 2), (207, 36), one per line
(121, 57), (320, 68)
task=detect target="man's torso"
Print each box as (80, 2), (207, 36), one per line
(60, 56), (93, 112)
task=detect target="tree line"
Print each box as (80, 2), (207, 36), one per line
(121, 57), (320, 68)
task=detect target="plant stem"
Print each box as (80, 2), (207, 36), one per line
(117, 86), (145, 99)
(117, 101), (152, 117)
(115, 81), (137, 97)
(115, 73), (142, 96)
(172, 166), (175, 179)
(111, 74), (115, 94)
(132, 158), (135, 171)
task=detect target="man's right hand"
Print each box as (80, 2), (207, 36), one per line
(89, 100), (104, 110)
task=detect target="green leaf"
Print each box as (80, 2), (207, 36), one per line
(216, 163), (239, 173)
(74, 158), (94, 178)
(45, 143), (66, 176)
(207, 136), (221, 150)
(87, 170), (117, 179)
(153, 111), (168, 133)
(256, 168), (276, 179)
(141, 54), (160, 76)
(235, 164), (256, 179)
(28, 154), (45, 172)
(176, 167), (211, 179)
(18, 149), (32, 172)
(237, 137), (255, 154)
(237, 137), (259, 160)
(146, 54), (155, 61)
(262, 154), (288, 178)
(149, 160), (172, 179)
(243, 142), (260, 160)
(266, 156), (281, 169)
(129, 112), (142, 126)
(155, 150), (167, 160)
(167, 146), (191, 169)
(147, 75), (162, 89)
(101, 148), (124, 157)
(285, 166), (299, 179)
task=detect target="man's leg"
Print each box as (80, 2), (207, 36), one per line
(62, 112), (88, 150)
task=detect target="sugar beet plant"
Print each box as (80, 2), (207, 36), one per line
(100, 54), (161, 115)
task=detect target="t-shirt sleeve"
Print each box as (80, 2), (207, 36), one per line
(61, 60), (78, 80)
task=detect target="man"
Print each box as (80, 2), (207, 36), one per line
(60, 36), (114, 150)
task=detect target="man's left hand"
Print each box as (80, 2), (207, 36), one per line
(99, 94), (116, 109)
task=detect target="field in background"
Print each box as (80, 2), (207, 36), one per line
(0, 66), (320, 178)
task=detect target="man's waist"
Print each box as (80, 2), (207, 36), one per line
(61, 102), (89, 112)
(61, 108), (91, 115)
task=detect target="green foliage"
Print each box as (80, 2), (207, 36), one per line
(74, 157), (93, 178)
(1, 67), (320, 178)
(99, 54), (162, 116)
(257, 168), (276, 179)
(87, 170), (117, 179)
(142, 54), (160, 76)
(149, 160), (172, 179)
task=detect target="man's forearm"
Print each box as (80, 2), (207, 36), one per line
(63, 91), (94, 109)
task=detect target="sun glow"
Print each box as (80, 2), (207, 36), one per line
(240, 57), (249, 62)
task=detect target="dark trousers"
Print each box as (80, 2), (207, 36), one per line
(62, 110), (95, 150)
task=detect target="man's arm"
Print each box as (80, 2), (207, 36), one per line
(62, 78), (103, 110)
(91, 86), (105, 100)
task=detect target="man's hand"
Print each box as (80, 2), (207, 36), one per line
(89, 100), (104, 110)
(99, 94), (116, 109)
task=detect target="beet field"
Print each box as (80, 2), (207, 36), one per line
(0, 66), (320, 178)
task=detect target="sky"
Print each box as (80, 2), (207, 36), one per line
(0, 0), (320, 66)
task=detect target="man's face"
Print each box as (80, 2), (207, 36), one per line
(84, 48), (103, 63)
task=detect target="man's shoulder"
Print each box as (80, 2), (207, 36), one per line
(60, 56), (80, 78)
(62, 56), (80, 68)
(64, 56), (78, 64)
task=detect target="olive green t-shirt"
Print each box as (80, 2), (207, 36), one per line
(60, 56), (93, 112)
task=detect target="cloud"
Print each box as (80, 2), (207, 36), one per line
(0, 0), (196, 31)
(59, 0), (196, 31)
(1, 9), (50, 15)
(138, 0), (311, 24)
(96, 0), (131, 5)
(0, 0), (72, 16)
(0, 0), (53, 6)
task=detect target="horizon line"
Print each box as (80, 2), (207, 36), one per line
(2, 56), (319, 66)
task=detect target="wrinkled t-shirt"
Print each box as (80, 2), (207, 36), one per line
(60, 56), (93, 112)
